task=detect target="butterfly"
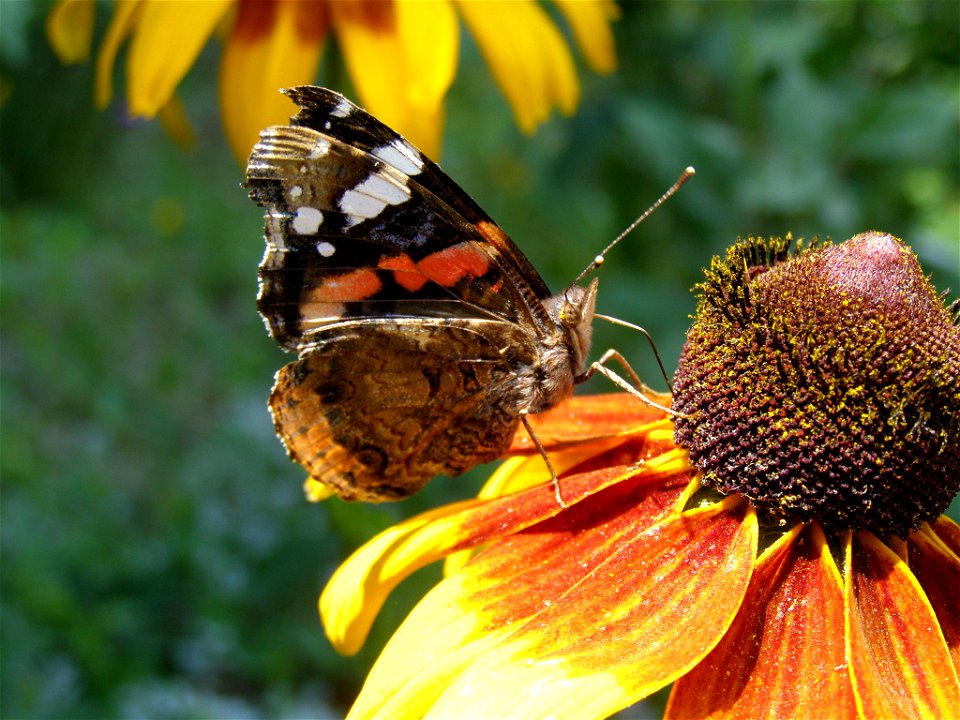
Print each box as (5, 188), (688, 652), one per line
(246, 86), (685, 502)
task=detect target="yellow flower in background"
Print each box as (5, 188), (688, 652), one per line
(319, 233), (960, 719)
(46, 0), (619, 161)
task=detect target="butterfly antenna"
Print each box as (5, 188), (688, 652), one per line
(572, 166), (695, 286)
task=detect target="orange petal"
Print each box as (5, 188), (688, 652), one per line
(508, 392), (671, 453)
(930, 514), (960, 556)
(46, 0), (95, 64)
(908, 523), (960, 669)
(95, 0), (142, 109)
(667, 522), (858, 719)
(348, 494), (754, 719)
(333, 0), (457, 158)
(551, 0), (619, 74)
(220, 0), (326, 164)
(127, 0), (232, 117)
(845, 530), (960, 717)
(323, 460), (682, 656)
(456, 0), (579, 134)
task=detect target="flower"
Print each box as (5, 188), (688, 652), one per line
(319, 233), (960, 718)
(46, 0), (619, 161)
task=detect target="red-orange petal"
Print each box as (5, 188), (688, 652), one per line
(907, 523), (960, 670)
(666, 522), (857, 719)
(349, 494), (755, 718)
(845, 530), (960, 717)
(507, 392), (671, 453)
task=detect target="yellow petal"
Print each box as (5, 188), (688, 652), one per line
(95, 0), (142, 109)
(667, 522), (858, 719)
(845, 530), (960, 717)
(322, 461), (645, 655)
(221, 0), (326, 164)
(46, 0), (95, 64)
(396, 0), (458, 112)
(304, 475), (335, 502)
(127, 0), (232, 117)
(333, 0), (458, 158)
(457, 0), (579, 135)
(321, 497), (484, 656)
(552, 0), (619, 74)
(350, 495), (755, 719)
(157, 93), (195, 149)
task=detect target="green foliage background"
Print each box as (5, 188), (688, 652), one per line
(2, 1), (957, 717)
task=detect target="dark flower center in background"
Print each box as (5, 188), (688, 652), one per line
(673, 232), (960, 537)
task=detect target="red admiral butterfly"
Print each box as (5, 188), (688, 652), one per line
(247, 87), (688, 502)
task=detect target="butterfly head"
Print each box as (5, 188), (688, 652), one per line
(549, 277), (599, 375)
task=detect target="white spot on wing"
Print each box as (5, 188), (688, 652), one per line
(339, 173), (411, 227)
(289, 185), (303, 199)
(315, 241), (336, 257)
(331, 98), (353, 118)
(292, 206), (323, 235)
(373, 139), (424, 176)
(309, 138), (331, 159)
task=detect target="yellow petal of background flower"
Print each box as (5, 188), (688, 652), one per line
(156, 93), (195, 149)
(907, 523), (960, 669)
(396, 0), (458, 115)
(95, 0), (142, 109)
(333, 0), (458, 158)
(552, 0), (619, 74)
(221, 0), (326, 164)
(666, 522), (858, 719)
(127, 0), (232, 117)
(348, 486), (751, 719)
(845, 530), (960, 717)
(46, 0), (95, 64)
(457, 0), (579, 135)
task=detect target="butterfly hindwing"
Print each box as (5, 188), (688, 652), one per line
(270, 321), (536, 501)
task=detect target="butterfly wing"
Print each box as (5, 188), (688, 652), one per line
(247, 86), (556, 352)
(271, 320), (536, 501)
(246, 87), (568, 500)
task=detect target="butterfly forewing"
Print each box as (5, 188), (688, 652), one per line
(248, 112), (549, 352)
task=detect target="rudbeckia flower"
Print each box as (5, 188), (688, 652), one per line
(320, 232), (960, 719)
(45, 0), (619, 161)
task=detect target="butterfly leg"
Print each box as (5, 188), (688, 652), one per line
(519, 413), (569, 509)
(580, 349), (683, 417)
